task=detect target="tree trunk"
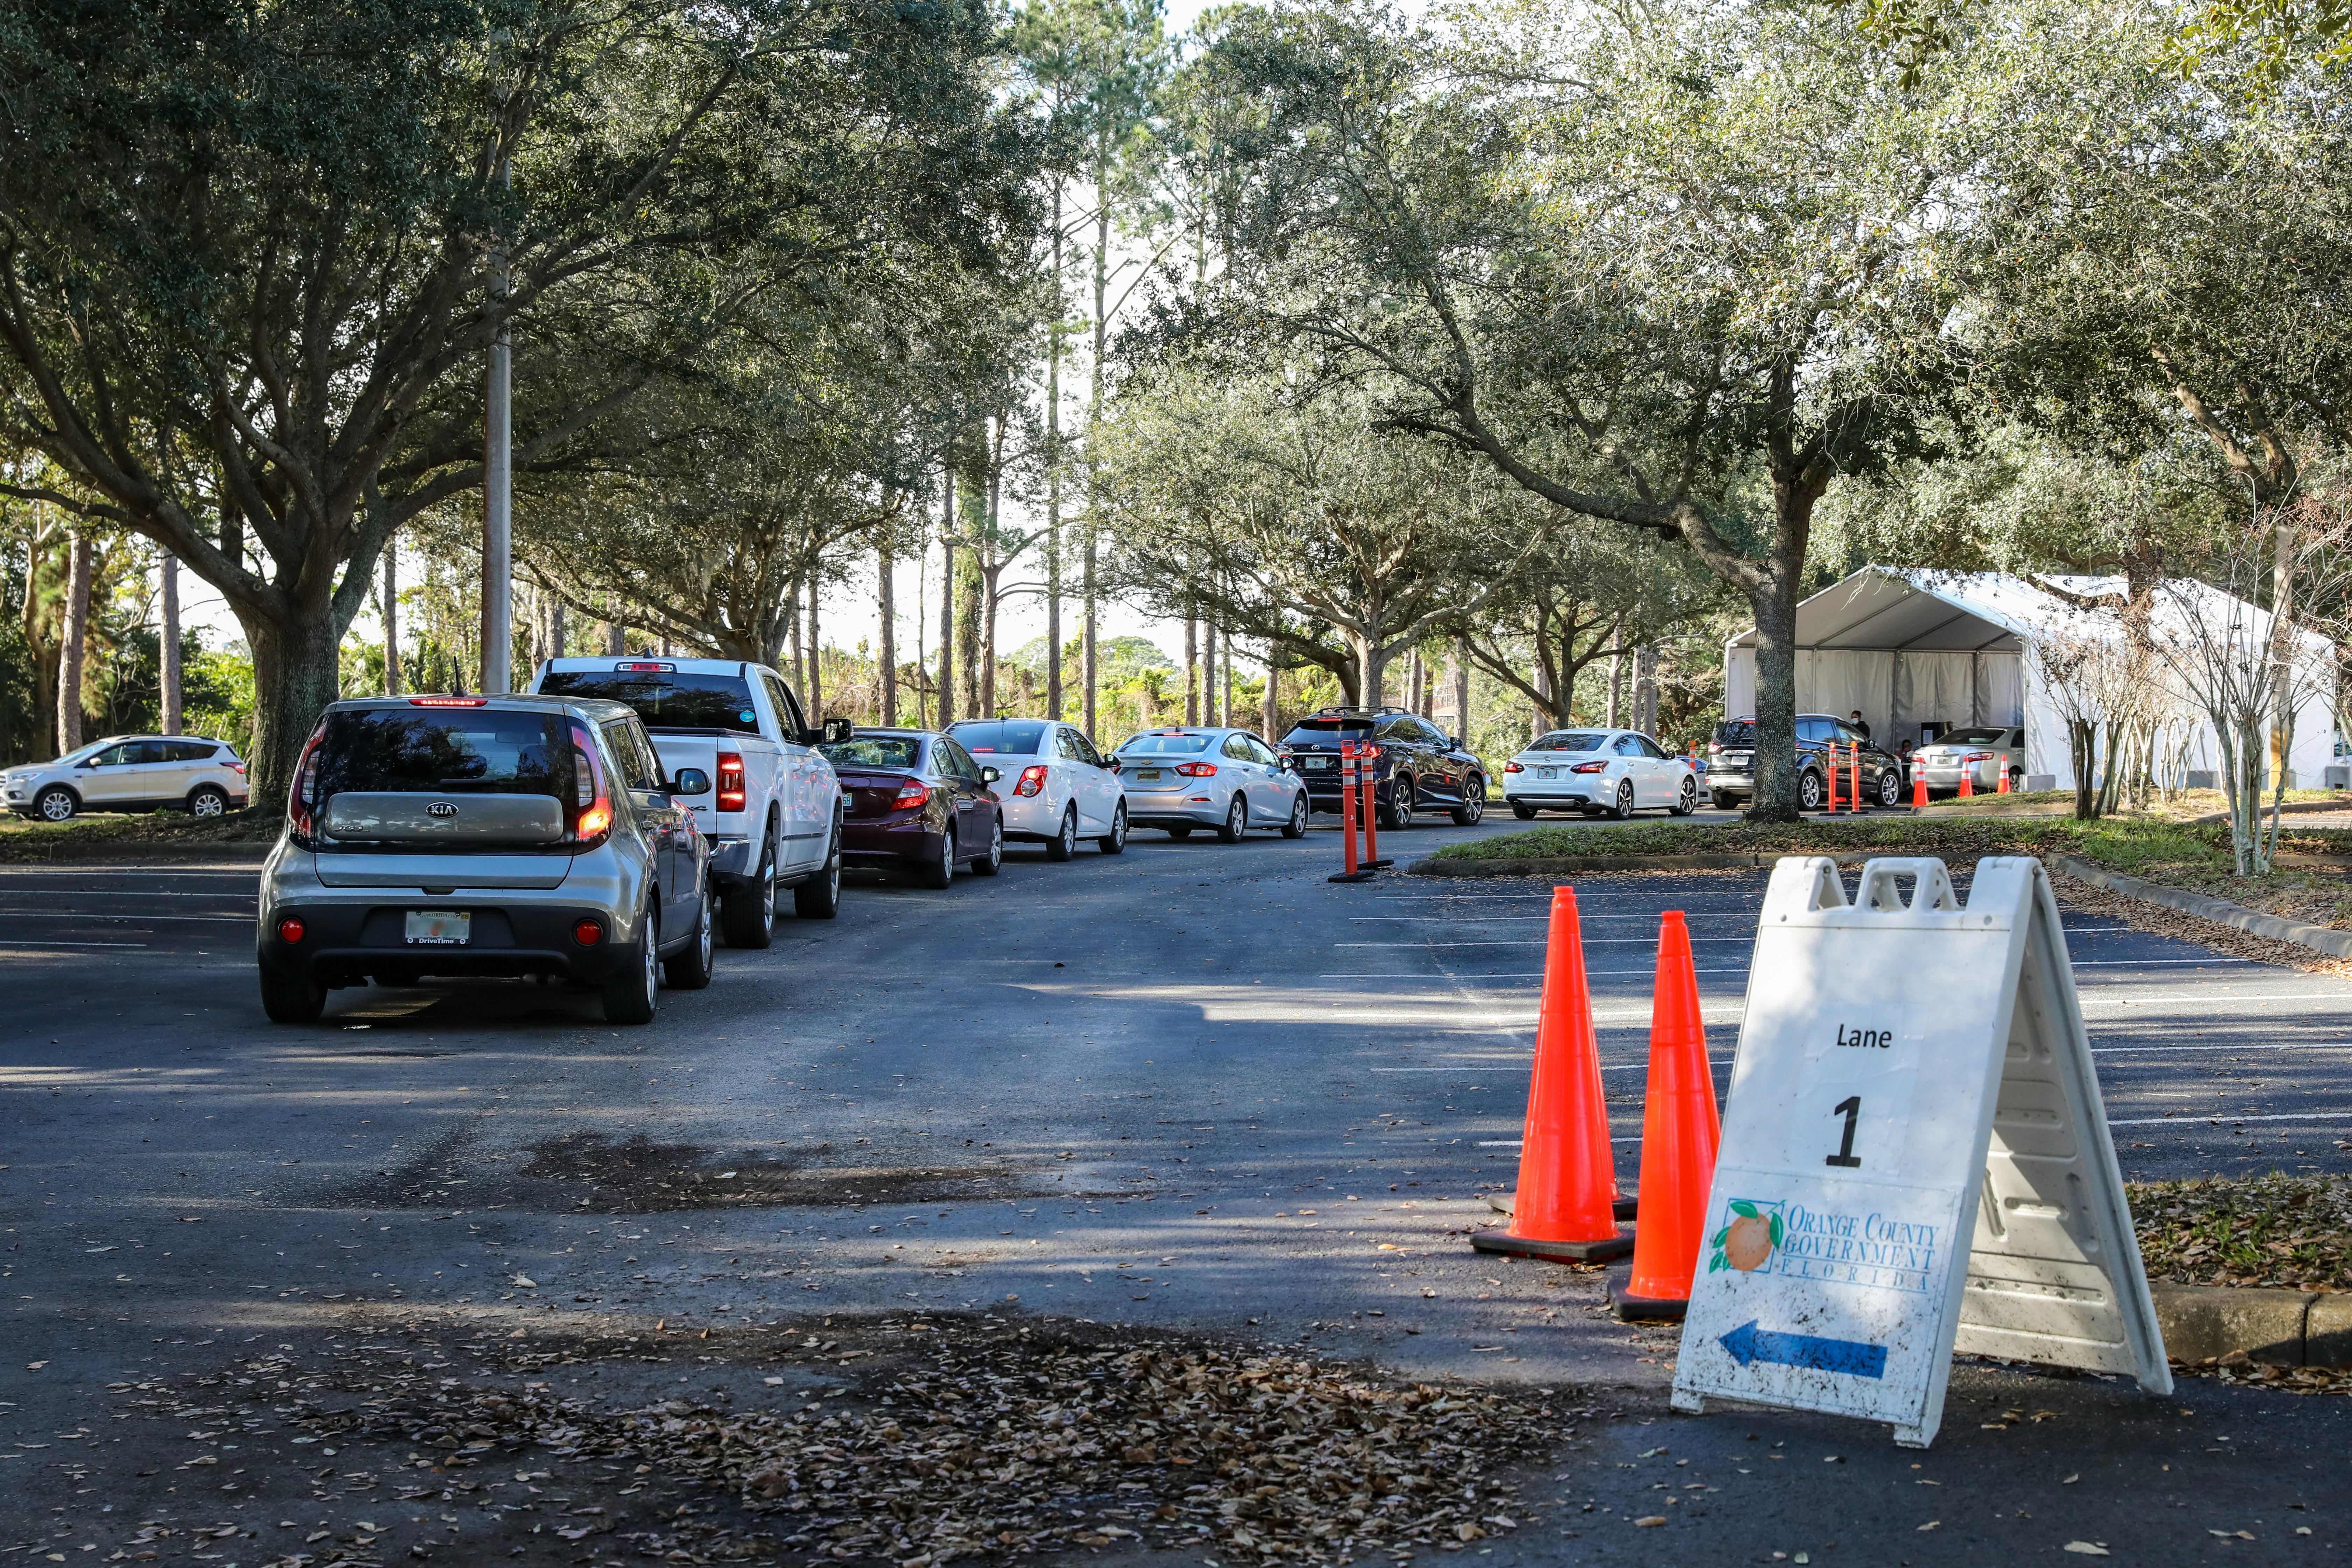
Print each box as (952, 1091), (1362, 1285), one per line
(1184, 615), (1198, 724)
(1046, 181), (1065, 723)
(383, 552), (402, 695)
(1745, 570), (1806, 821)
(1262, 654), (1280, 739)
(1222, 624), (1233, 727)
(22, 529), (59, 760)
(161, 554), (183, 735)
(937, 468), (957, 727)
(1451, 636), (1470, 745)
(878, 538), (897, 727)
(807, 589), (822, 719)
(57, 532), (90, 754)
(244, 610), (343, 811)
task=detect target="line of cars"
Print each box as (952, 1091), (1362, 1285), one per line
(250, 658), (1500, 1026)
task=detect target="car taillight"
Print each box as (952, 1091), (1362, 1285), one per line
(227, 760), (247, 776)
(892, 778), (930, 810)
(718, 751), (747, 812)
(1174, 761), (1218, 777)
(408, 695), (488, 707)
(1358, 743), (1382, 759)
(572, 918), (604, 946)
(1570, 760), (1608, 773)
(1504, 761), (1524, 773)
(1963, 751), (1994, 762)
(1014, 764), (1049, 797)
(276, 916), (306, 944)
(1709, 742), (1722, 754)
(286, 726), (326, 839)
(566, 720), (614, 847)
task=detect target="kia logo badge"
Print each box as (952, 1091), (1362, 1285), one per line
(426, 801), (458, 819)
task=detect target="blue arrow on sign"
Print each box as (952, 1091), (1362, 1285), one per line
(1720, 1320), (1888, 1379)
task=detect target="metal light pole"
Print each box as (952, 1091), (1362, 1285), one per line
(481, 149), (514, 693)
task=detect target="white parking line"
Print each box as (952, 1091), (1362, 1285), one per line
(0, 940), (150, 948)
(2108, 1113), (2352, 1127)
(2093, 1043), (2352, 1054)
(0, 911), (251, 923)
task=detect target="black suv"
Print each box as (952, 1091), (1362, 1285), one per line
(1706, 713), (1905, 811)
(1278, 707), (1488, 827)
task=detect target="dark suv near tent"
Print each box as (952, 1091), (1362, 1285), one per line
(1706, 713), (1905, 811)
(1278, 707), (1487, 827)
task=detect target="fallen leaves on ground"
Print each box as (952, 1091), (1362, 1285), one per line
(2129, 1173), (2352, 1292)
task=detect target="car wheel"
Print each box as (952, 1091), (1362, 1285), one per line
(1167, 825), (1193, 839)
(1380, 776), (1414, 830)
(187, 785), (230, 818)
(601, 907), (660, 1024)
(1710, 791), (1738, 811)
(1610, 779), (1636, 820)
(258, 965), (326, 1024)
(971, 814), (1004, 875)
(1670, 775), (1699, 817)
(1099, 802), (1129, 854)
(792, 823), (842, 919)
(1880, 768), (1906, 808)
(35, 785), (76, 823)
(1281, 791), (1309, 838)
(1799, 770), (1825, 811)
(721, 831), (778, 948)
(1511, 802), (1537, 820)
(920, 826), (956, 888)
(1451, 780), (1486, 826)
(663, 884), (716, 990)
(1045, 804), (1078, 862)
(1216, 792), (1247, 843)
(2008, 766), (2024, 793)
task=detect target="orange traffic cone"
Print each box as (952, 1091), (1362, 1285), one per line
(1997, 766), (2012, 794)
(1958, 766), (1974, 799)
(1611, 912), (1721, 1320)
(1911, 768), (1926, 809)
(1474, 887), (1634, 1264)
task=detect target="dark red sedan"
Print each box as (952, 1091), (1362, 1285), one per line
(819, 729), (1004, 887)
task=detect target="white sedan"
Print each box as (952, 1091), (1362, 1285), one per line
(1501, 728), (1699, 819)
(944, 718), (1128, 858)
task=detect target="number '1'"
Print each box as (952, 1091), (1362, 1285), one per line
(1825, 1096), (1862, 1168)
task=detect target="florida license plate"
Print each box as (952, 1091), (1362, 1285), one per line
(405, 910), (470, 946)
(1303, 756), (1335, 770)
(1538, 768), (1556, 779)
(1134, 768), (1162, 781)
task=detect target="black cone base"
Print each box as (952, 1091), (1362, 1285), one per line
(1606, 1264), (1688, 1321)
(1328, 870), (1377, 882)
(1470, 1227), (1634, 1264)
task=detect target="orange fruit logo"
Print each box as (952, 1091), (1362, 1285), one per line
(1708, 1200), (1784, 1273)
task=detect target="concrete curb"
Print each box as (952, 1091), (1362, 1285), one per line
(2153, 1282), (2352, 1368)
(2185, 797), (2351, 827)
(1411, 850), (1888, 877)
(2047, 852), (2352, 961)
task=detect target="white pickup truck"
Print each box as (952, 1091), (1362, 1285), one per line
(533, 657), (847, 946)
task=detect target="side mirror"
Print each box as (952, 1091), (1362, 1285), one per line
(667, 768), (712, 797)
(821, 717), (855, 744)
(980, 765), (1001, 784)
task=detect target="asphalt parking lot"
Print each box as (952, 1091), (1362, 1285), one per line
(2, 815), (2348, 1563)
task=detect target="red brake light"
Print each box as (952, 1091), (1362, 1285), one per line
(891, 778), (930, 810)
(408, 696), (488, 707)
(1174, 761), (1218, 777)
(566, 720), (615, 847)
(286, 726), (327, 839)
(1014, 764), (1049, 797)
(615, 661), (673, 672)
(1570, 760), (1608, 773)
(1504, 761), (1524, 773)
(572, 918), (604, 946)
(717, 751), (747, 812)
(1963, 751), (1994, 762)
(276, 916), (306, 944)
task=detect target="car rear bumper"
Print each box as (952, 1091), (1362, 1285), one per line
(259, 899), (642, 985)
(997, 791), (1064, 840)
(840, 818), (946, 864)
(1504, 788), (1603, 808)
(1124, 786), (1229, 826)
(1912, 763), (2003, 788)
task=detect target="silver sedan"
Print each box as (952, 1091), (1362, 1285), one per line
(1110, 727), (1311, 841)
(1502, 728), (1700, 819)
(1910, 726), (2025, 794)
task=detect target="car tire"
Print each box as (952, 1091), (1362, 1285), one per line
(1167, 825), (1193, 839)
(1710, 791), (1738, 811)
(1280, 792), (1309, 838)
(2008, 766), (2024, 793)
(1879, 768), (1905, 808)
(663, 885), (716, 990)
(1799, 770), (1825, 811)
(187, 785), (231, 818)
(1099, 802), (1129, 854)
(258, 965), (326, 1024)
(971, 814), (1004, 875)
(1670, 775), (1699, 817)
(721, 831), (778, 949)
(920, 826), (956, 888)
(1451, 781), (1485, 826)
(792, 824), (842, 919)
(1217, 793), (1247, 843)
(34, 785), (76, 823)
(601, 908), (660, 1024)
(1511, 802), (1537, 820)
(1380, 776), (1414, 830)
(1610, 779), (1636, 820)
(1045, 805), (1078, 861)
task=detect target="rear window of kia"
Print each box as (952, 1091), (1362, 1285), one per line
(539, 668), (763, 735)
(317, 710), (574, 798)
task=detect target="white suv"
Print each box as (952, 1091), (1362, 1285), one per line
(5, 735), (250, 821)
(532, 658), (846, 946)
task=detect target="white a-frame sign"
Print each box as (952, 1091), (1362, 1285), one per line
(1671, 856), (2171, 1448)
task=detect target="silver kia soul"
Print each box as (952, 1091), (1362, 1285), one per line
(255, 694), (714, 1026)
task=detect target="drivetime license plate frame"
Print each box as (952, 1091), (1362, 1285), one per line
(405, 910), (471, 946)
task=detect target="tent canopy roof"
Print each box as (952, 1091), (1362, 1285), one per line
(1725, 568), (2077, 653)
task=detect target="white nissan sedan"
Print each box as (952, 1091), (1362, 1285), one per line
(1501, 728), (1699, 819)
(944, 718), (1129, 858)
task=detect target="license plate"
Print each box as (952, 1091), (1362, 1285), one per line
(1133, 768), (1162, 781)
(1302, 756), (1335, 770)
(405, 910), (470, 946)
(1538, 767), (1556, 779)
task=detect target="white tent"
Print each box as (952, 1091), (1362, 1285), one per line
(1721, 567), (2337, 791)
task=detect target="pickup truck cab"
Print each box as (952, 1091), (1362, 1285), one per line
(533, 657), (848, 946)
